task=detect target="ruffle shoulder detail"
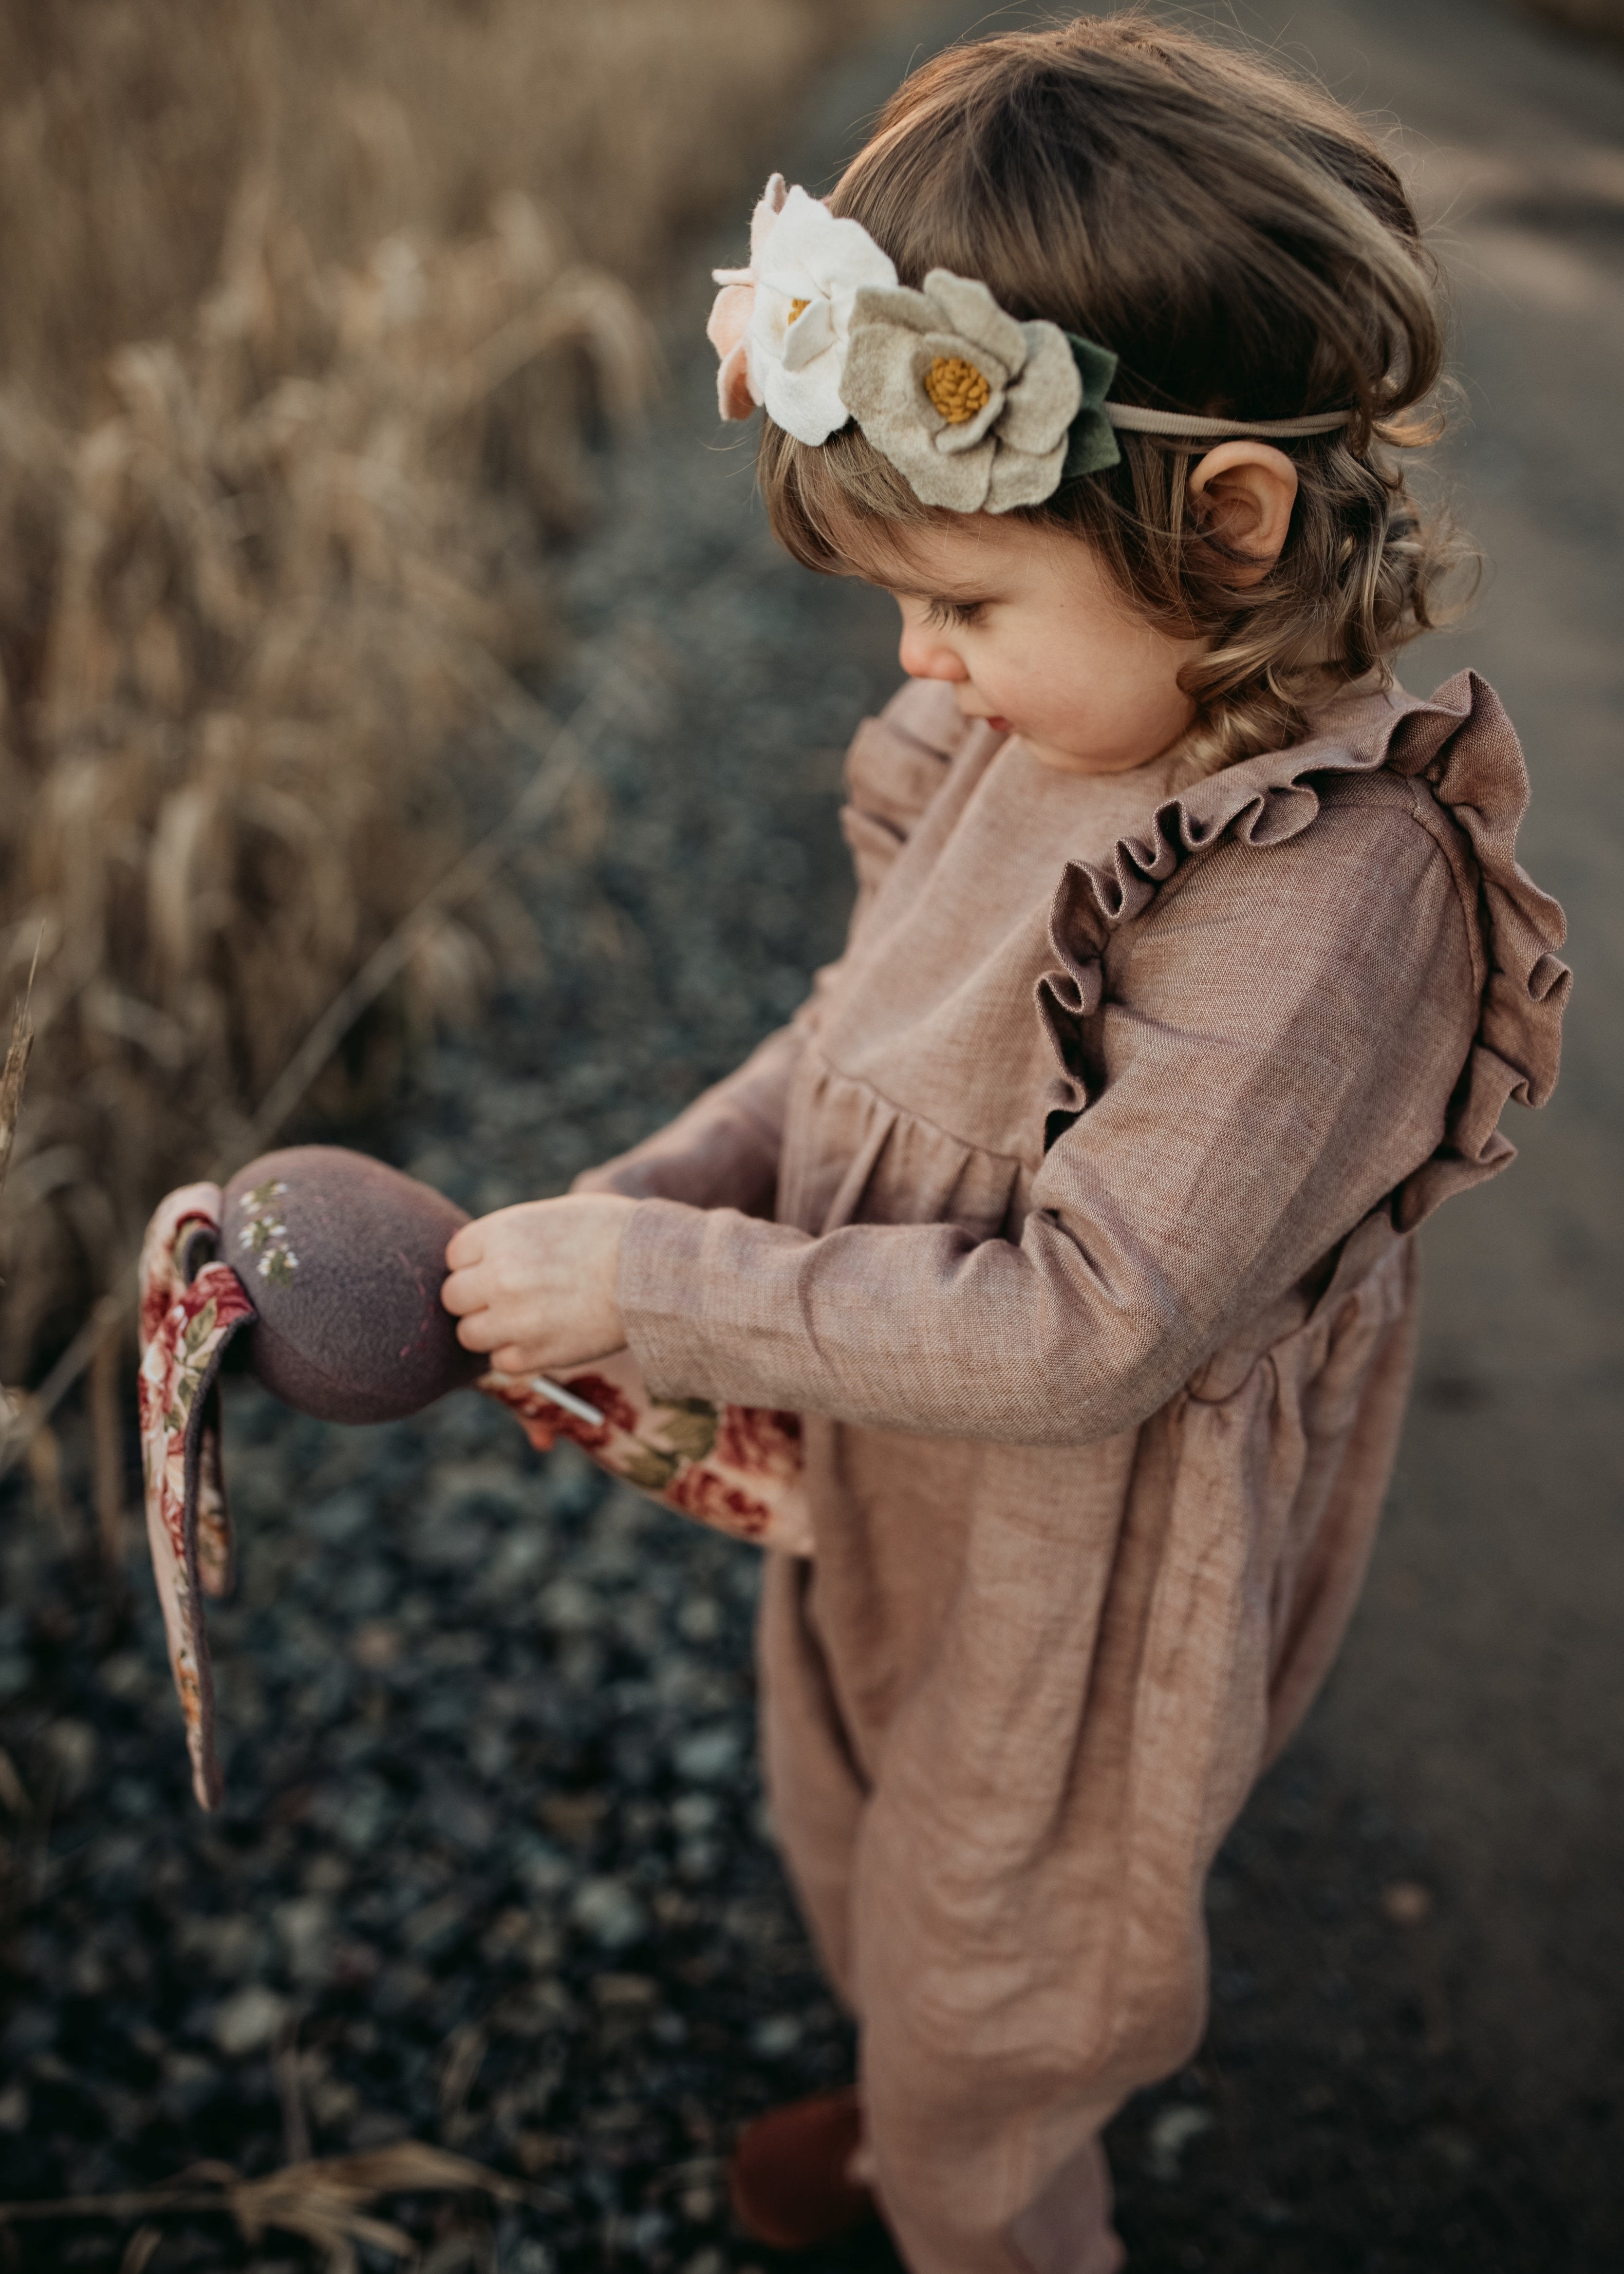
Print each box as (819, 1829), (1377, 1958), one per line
(1037, 671), (1570, 1226)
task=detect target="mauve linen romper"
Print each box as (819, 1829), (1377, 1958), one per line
(576, 669), (1568, 2274)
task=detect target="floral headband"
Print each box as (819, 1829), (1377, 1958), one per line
(707, 176), (1351, 515)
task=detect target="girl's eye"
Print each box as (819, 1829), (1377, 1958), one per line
(923, 596), (985, 632)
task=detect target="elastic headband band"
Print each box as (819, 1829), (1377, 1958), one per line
(1104, 406), (1353, 440)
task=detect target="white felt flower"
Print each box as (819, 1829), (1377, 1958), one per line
(741, 186), (898, 446)
(840, 270), (1086, 512)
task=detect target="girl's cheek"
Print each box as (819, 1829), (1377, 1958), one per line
(1008, 642), (1079, 719)
(976, 634), (1027, 700)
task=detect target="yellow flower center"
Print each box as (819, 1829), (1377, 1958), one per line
(924, 355), (992, 426)
(788, 298), (811, 324)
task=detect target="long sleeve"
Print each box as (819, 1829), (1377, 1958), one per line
(571, 1011), (814, 1215)
(574, 676), (966, 1214)
(615, 789), (1480, 1443)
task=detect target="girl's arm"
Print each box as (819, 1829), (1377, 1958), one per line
(570, 676), (967, 1215)
(612, 792), (1483, 1445)
(571, 1013), (813, 1217)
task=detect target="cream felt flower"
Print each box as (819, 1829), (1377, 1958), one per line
(741, 186), (897, 446)
(840, 269), (1090, 512)
(707, 172), (788, 422)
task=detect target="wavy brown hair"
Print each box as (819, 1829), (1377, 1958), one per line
(758, 13), (1473, 773)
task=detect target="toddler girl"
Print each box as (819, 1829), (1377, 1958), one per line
(442, 18), (1569, 2272)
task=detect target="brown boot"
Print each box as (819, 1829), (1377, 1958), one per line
(728, 2084), (880, 2250)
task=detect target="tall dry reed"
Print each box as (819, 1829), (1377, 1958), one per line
(0, 0), (897, 1380)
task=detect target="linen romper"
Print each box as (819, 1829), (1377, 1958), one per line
(577, 670), (1568, 2274)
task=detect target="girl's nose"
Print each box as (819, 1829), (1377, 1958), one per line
(897, 621), (969, 683)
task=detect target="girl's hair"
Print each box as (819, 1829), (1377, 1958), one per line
(759, 14), (1471, 774)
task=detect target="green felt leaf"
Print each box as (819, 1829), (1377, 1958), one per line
(1061, 331), (1121, 481)
(1061, 412), (1121, 480)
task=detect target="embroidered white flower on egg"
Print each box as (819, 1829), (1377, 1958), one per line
(743, 187), (898, 446)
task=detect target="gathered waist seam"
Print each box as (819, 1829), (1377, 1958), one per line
(793, 1038), (1035, 1175)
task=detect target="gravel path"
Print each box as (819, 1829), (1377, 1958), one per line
(1, 9), (1617, 2272)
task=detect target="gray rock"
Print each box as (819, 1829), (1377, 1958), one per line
(310, 1774), (392, 1853)
(537, 1578), (600, 1635)
(330, 1560), (393, 1617)
(424, 1782), (497, 1853)
(570, 1878), (648, 1952)
(38, 1716), (98, 1802)
(672, 1725), (743, 1785)
(406, 1508), (492, 1573)
(209, 1984), (289, 2057)
(515, 1837), (574, 1897)
(305, 1488), (375, 1545)
(274, 1894), (335, 1985)
(0, 2005), (55, 2060)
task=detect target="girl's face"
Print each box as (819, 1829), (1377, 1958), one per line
(873, 515), (1205, 777)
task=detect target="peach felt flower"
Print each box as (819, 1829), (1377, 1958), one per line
(708, 177), (898, 444)
(707, 173), (788, 421)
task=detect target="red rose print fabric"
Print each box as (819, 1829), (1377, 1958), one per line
(478, 1353), (810, 1551)
(137, 1183), (258, 1809)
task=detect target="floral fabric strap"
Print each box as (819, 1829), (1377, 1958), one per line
(478, 1355), (811, 1554)
(137, 1184), (257, 1809)
(707, 173), (1352, 512)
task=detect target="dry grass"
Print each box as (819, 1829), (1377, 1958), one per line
(0, 2139), (531, 2270)
(0, 946), (34, 1208)
(0, 0), (899, 1380)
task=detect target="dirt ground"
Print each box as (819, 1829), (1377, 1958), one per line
(1, 3), (1619, 2270)
(1200, 0), (1624, 2199)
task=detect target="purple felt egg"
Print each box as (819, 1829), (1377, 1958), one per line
(222, 1146), (484, 1425)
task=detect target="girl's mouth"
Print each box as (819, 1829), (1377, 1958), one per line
(985, 715), (1012, 735)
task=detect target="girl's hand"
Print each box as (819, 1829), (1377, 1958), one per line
(442, 1195), (637, 1375)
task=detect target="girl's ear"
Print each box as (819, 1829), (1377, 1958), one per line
(1187, 442), (1299, 582)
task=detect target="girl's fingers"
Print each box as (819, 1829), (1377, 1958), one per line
(491, 1343), (545, 1376)
(453, 1309), (501, 1353)
(440, 1266), (485, 1316)
(445, 1223), (485, 1272)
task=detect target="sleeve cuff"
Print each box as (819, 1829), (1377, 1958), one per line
(617, 1196), (728, 1401)
(616, 1194), (824, 1408)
